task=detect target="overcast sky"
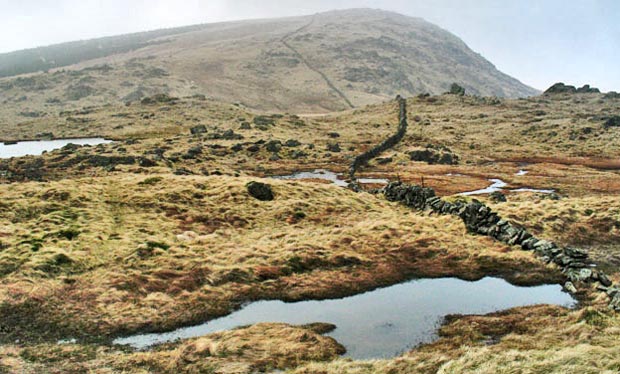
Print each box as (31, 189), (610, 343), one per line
(1, 0), (618, 91)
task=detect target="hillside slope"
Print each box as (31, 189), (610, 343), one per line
(0, 8), (538, 117)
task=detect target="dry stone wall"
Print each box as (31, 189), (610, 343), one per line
(383, 181), (620, 311)
(348, 96), (408, 190)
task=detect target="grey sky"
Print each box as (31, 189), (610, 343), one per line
(1, 0), (618, 91)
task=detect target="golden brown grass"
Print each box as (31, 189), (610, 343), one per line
(0, 323), (343, 373)
(0, 92), (619, 373)
(0, 174), (559, 344)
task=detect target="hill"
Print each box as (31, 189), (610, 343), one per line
(0, 8), (538, 118)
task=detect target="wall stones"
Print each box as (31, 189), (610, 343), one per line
(349, 97), (409, 189)
(383, 181), (619, 311)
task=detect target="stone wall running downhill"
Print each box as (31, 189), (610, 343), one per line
(383, 181), (620, 311)
(348, 96), (408, 190)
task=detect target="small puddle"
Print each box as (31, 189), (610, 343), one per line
(459, 177), (555, 196)
(113, 277), (574, 359)
(0, 138), (112, 158)
(272, 169), (388, 187)
(358, 177), (390, 184)
(460, 179), (507, 196)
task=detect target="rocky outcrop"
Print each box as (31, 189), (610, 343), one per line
(576, 84), (601, 93)
(544, 83), (601, 95)
(383, 181), (620, 311)
(409, 146), (459, 165)
(348, 97), (408, 189)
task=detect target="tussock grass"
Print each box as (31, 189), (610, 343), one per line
(0, 91), (619, 372)
(0, 174), (556, 343)
(0, 323), (343, 373)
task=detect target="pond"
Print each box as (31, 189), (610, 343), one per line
(272, 169), (389, 187)
(0, 138), (112, 158)
(113, 277), (574, 359)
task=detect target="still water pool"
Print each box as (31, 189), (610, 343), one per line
(114, 277), (574, 359)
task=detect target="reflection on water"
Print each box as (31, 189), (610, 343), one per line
(0, 138), (112, 158)
(113, 277), (574, 359)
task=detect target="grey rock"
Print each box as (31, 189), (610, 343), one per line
(599, 272), (613, 287)
(564, 281), (577, 294)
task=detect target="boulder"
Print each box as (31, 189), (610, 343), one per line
(247, 181), (274, 201)
(190, 125), (207, 135)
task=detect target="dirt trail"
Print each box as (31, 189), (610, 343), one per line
(281, 16), (355, 109)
